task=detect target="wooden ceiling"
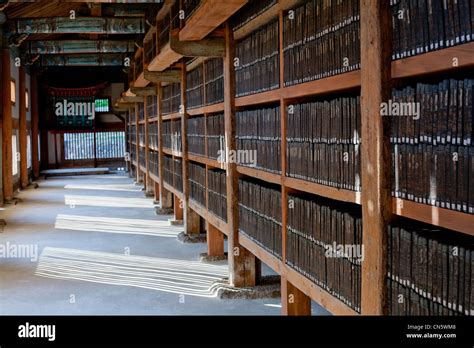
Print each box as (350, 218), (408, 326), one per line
(4, 2), (87, 19)
(1, 1), (163, 66)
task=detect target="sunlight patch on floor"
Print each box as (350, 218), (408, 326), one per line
(36, 248), (228, 297)
(64, 195), (155, 209)
(54, 214), (182, 238)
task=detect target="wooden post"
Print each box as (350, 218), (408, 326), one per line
(134, 103), (141, 182)
(281, 277), (311, 316)
(31, 72), (40, 178)
(93, 127), (97, 168)
(360, 0), (392, 315)
(173, 194), (183, 221)
(154, 181), (160, 203)
(206, 222), (224, 257)
(2, 47), (13, 201)
(144, 95), (153, 195)
(157, 84), (172, 209)
(19, 66), (28, 188)
(179, 60), (202, 234)
(223, 23), (256, 287)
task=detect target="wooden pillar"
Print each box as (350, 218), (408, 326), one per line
(223, 23), (257, 287)
(31, 72), (40, 178)
(19, 66), (28, 187)
(161, 186), (173, 209)
(173, 194), (183, 221)
(2, 47), (13, 201)
(281, 278), (311, 316)
(154, 181), (160, 203)
(156, 84), (169, 207)
(206, 222), (224, 257)
(144, 95), (153, 195)
(134, 103), (141, 183)
(360, 0), (392, 315)
(179, 61), (200, 234)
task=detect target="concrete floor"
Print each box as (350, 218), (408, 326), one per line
(0, 173), (329, 315)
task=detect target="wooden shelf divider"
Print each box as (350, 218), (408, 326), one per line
(392, 198), (474, 236)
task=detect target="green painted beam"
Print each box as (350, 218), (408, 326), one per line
(39, 54), (129, 66)
(25, 40), (136, 54)
(15, 17), (144, 35)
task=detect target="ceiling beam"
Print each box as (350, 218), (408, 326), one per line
(39, 54), (128, 66)
(170, 29), (224, 57)
(130, 86), (157, 96)
(144, 68), (180, 83)
(25, 40), (136, 54)
(14, 17), (144, 35)
(122, 95), (144, 103)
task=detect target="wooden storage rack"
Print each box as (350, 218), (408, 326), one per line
(124, 0), (474, 316)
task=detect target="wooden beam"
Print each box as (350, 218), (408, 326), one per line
(122, 95), (144, 103)
(223, 23), (256, 287)
(281, 277), (311, 316)
(15, 17), (145, 35)
(39, 54), (128, 67)
(24, 40), (136, 54)
(179, 0), (248, 41)
(360, 0), (392, 315)
(31, 72), (40, 178)
(130, 86), (157, 96)
(144, 69), (181, 83)
(170, 29), (225, 57)
(19, 66), (28, 188)
(2, 47), (13, 201)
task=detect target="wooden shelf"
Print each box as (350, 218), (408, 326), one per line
(236, 165), (359, 204)
(162, 147), (183, 157)
(187, 153), (224, 169)
(148, 116), (159, 123)
(392, 198), (474, 236)
(180, 0), (247, 41)
(163, 181), (184, 200)
(237, 166), (281, 185)
(283, 176), (361, 205)
(235, 70), (361, 107)
(162, 112), (182, 121)
(139, 120), (146, 124)
(139, 164), (146, 172)
(392, 42), (474, 79)
(187, 102), (224, 116)
(239, 233), (359, 315)
(189, 199), (228, 235)
(149, 145), (160, 152)
(233, 0), (303, 41)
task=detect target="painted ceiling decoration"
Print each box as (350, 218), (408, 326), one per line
(43, 82), (109, 97)
(0, 0), (164, 67)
